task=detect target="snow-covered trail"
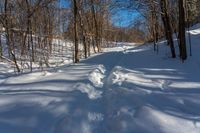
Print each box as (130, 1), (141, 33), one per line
(0, 37), (200, 133)
(0, 44), (131, 133)
(0, 63), (105, 133)
(87, 44), (200, 133)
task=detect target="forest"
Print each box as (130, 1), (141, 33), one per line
(0, 1), (200, 133)
(0, 0), (199, 72)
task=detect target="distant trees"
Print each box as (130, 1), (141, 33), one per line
(0, 0), (58, 72)
(124, 0), (200, 61)
(70, 0), (132, 62)
(1, 0), (142, 71)
(1, 0), (199, 72)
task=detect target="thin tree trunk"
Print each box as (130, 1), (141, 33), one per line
(90, 0), (100, 52)
(73, 0), (79, 63)
(78, 8), (87, 59)
(179, 0), (187, 60)
(0, 33), (2, 57)
(160, 0), (176, 58)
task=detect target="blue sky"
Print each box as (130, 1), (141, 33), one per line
(111, 10), (140, 27)
(60, 0), (70, 8)
(60, 0), (139, 27)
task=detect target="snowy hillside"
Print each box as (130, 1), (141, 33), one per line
(0, 24), (200, 133)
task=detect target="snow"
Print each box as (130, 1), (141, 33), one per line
(73, 83), (102, 99)
(0, 24), (200, 133)
(88, 65), (106, 88)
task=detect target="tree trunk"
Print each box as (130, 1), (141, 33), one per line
(179, 0), (187, 60)
(0, 33), (2, 57)
(73, 0), (79, 63)
(160, 0), (176, 58)
(90, 0), (100, 52)
(78, 8), (87, 59)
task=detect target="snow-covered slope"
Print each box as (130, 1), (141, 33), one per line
(0, 24), (200, 133)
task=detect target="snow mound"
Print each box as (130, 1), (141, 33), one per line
(74, 83), (102, 99)
(189, 28), (200, 35)
(88, 65), (106, 88)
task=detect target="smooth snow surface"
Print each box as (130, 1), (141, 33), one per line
(1, 24), (200, 133)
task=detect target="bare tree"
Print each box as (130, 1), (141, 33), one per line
(72, 0), (79, 63)
(160, 0), (176, 58)
(178, 0), (187, 60)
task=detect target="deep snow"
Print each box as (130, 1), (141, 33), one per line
(0, 24), (200, 133)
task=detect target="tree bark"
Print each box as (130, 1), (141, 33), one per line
(178, 0), (187, 60)
(160, 0), (176, 58)
(73, 0), (79, 63)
